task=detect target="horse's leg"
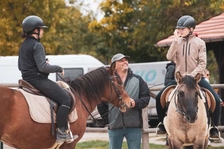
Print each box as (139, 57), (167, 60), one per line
(183, 145), (193, 149)
(193, 140), (208, 149)
(168, 137), (183, 149)
(191, 137), (208, 149)
(192, 144), (204, 149)
(204, 139), (208, 149)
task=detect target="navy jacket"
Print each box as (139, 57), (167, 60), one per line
(97, 68), (150, 129)
(18, 36), (62, 81)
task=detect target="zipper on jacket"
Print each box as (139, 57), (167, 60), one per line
(122, 113), (126, 128)
(188, 44), (191, 55)
(182, 44), (185, 56)
(185, 40), (189, 72)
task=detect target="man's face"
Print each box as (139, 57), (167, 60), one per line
(115, 57), (129, 71)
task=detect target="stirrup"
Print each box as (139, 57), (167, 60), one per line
(209, 126), (220, 141)
(66, 129), (78, 143)
(56, 128), (69, 144)
(156, 122), (166, 136)
(65, 122), (78, 143)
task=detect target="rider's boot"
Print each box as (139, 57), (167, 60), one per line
(56, 127), (78, 144)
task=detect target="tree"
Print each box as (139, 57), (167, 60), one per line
(89, 0), (224, 63)
(0, 0), (99, 56)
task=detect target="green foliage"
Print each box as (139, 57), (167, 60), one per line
(207, 50), (219, 83)
(1, 0), (224, 66)
(0, 0), (99, 56)
(89, 0), (224, 63)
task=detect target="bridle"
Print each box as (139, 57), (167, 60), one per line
(56, 70), (126, 126)
(174, 85), (188, 118)
(83, 73), (126, 127)
(109, 75), (126, 111)
(174, 84), (200, 122)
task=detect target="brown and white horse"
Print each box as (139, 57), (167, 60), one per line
(0, 66), (132, 149)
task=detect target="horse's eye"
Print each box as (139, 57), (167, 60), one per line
(179, 91), (184, 97)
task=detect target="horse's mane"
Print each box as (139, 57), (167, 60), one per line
(70, 67), (110, 102)
(182, 75), (197, 90)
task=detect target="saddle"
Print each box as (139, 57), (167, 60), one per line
(160, 85), (216, 112)
(18, 79), (76, 113)
(160, 85), (176, 108)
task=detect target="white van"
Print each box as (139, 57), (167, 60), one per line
(0, 54), (104, 85)
(128, 61), (169, 87)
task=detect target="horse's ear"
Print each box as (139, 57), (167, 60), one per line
(194, 73), (202, 84)
(109, 63), (116, 75)
(175, 71), (183, 84)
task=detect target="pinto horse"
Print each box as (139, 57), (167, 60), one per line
(0, 66), (132, 149)
(164, 72), (209, 149)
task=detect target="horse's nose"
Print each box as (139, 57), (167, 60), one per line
(186, 114), (198, 123)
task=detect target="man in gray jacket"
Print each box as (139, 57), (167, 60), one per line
(97, 53), (150, 149)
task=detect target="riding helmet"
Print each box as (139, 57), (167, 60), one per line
(176, 15), (196, 29)
(22, 15), (48, 33)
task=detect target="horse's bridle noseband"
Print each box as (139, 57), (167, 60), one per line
(109, 75), (126, 110)
(174, 85), (200, 122)
(56, 71), (126, 127)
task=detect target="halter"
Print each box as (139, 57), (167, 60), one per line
(174, 86), (187, 118)
(109, 75), (126, 111)
(56, 71), (126, 127)
(174, 84), (199, 122)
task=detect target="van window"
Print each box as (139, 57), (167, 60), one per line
(56, 68), (84, 83)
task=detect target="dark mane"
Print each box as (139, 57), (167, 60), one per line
(182, 75), (197, 89)
(70, 67), (110, 102)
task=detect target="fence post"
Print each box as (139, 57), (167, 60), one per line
(142, 107), (149, 149)
(0, 142), (3, 149)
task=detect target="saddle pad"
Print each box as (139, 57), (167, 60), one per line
(160, 85), (176, 108)
(18, 89), (78, 123)
(200, 88), (216, 112)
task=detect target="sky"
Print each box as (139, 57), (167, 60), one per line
(64, 0), (104, 21)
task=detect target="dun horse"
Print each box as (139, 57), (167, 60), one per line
(164, 72), (209, 149)
(0, 66), (132, 149)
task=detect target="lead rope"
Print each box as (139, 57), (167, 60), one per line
(108, 110), (121, 127)
(56, 73), (94, 120)
(56, 73), (116, 127)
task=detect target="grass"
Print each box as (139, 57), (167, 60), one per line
(76, 140), (224, 149)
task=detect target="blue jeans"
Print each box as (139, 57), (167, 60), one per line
(108, 128), (142, 149)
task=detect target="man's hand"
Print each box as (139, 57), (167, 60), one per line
(220, 101), (224, 107)
(60, 69), (65, 76)
(130, 98), (136, 108)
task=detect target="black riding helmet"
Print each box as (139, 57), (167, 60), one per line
(176, 15), (195, 29)
(22, 15), (48, 33)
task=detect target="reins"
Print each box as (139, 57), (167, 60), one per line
(174, 87), (187, 117)
(56, 72), (124, 127)
(174, 83), (202, 121)
(56, 73), (98, 122)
